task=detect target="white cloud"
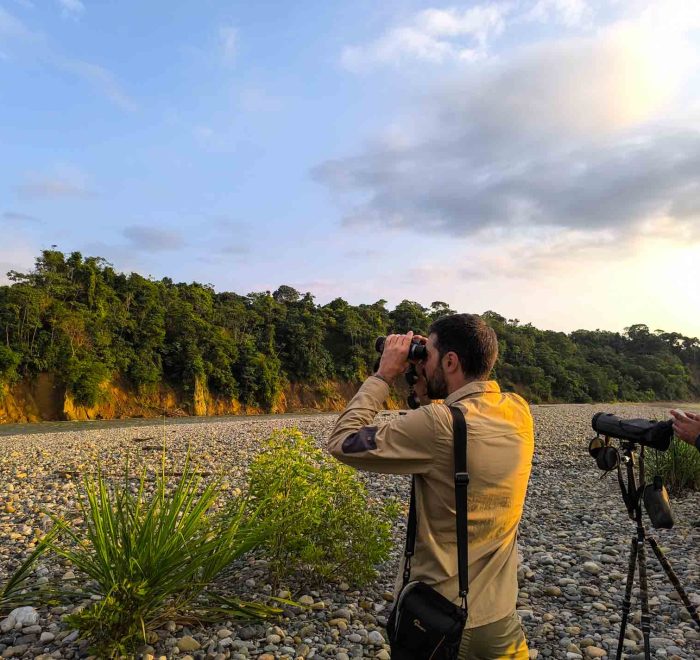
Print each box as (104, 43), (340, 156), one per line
(217, 243), (250, 256)
(16, 165), (93, 200)
(320, 2), (700, 337)
(58, 59), (137, 111)
(341, 4), (509, 71)
(123, 226), (185, 252)
(238, 87), (282, 113)
(193, 125), (215, 141)
(0, 6), (34, 39)
(526, 0), (591, 28)
(317, 15), (699, 239)
(382, 227), (700, 337)
(220, 25), (237, 65)
(419, 6), (508, 43)
(57, 0), (84, 19)
(636, 0), (700, 31)
(17, 179), (87, 199)
(0, 242), (38, 284)
(2, 211), (41, 222)
(446, 22), (692, 137)
(0, 8), (136, 111)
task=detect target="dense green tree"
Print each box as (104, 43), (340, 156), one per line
(429, 301), (456, 321)
(0, 250), (697, 409)
(273, 288), (332, 384)
(389, 300), (430, 334)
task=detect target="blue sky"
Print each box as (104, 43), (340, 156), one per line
(2, 1), (699, 337)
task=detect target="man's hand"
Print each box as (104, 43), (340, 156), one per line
(669, 409), (700, 446)
(375, 332), (414, 385)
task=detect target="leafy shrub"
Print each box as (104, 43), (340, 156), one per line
(251, 351), (284, 410)
(0, 346), (21, 384)
(233, 338), (284, 410)
(128, 351), (163, 388)
(647, 437), (700, 495)
(64, 356), (110, 407)
(247, 428), (399, 586)
(48, 456), (282, 657)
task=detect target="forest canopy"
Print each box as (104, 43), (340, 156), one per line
(0, 250), (697, 409)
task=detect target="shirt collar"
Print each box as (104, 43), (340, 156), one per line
(444, 380), (501, 406)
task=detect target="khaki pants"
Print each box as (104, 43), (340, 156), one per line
(458, 611), (529, 660)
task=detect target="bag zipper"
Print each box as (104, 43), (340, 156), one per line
(394, 581), (419, 633)
(428, 635), (446, 660)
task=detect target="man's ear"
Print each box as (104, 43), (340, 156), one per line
(444, 351), (460, 374)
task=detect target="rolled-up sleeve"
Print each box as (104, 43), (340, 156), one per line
(326, 376), (437, 474)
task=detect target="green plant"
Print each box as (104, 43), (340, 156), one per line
(647, 437), (700, 495)
(64, 355), (110, 407)
(0, 345), (21, 384)
(48, 455), (282, 657)
(247, 428), (399, 587)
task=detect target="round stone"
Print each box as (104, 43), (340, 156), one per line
(583, 562), (602, 575)
(367, 630), (384, 645)
(177, 636), (201, 652)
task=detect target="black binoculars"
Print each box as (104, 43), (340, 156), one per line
(375, 336), (428, 361)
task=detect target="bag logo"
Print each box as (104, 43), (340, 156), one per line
(413, 618), (427, 632)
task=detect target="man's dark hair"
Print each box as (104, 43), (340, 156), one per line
(428, 313), (498, 379)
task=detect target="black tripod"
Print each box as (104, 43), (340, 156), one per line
(614, 442), (700, 660)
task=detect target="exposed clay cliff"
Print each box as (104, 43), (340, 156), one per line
(0, 375), (404, 423)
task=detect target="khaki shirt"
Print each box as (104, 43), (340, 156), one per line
(326, 376), (534, 628)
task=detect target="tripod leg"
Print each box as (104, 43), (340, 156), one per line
(637, 535), (652, 660)
(617, 537), (638, 660)
(646, 536), (700, 630)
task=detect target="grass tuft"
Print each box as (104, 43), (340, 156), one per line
(647, 436), (700, 495)
(47, 453), (281, 657)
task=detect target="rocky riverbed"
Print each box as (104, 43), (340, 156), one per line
(1, 404), (698, 659)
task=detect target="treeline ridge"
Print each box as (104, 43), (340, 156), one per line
(0, 250), (697, 411)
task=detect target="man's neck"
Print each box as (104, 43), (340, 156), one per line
(446, 375), (476, 397)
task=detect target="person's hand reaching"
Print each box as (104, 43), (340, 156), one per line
(669, 409), (700, 448)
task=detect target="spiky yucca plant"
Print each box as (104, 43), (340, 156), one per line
(48, 455), (282, 657)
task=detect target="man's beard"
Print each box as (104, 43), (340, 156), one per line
(427, 362), (448, 399)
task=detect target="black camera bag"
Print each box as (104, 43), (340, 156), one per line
(643, 475), (674, 529)
(386, 405), (469, 659)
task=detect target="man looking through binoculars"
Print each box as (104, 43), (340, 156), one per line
(326, 314), (535, 659)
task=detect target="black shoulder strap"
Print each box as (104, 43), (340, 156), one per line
(400, 405), (469, 615)
(401, 476), (417, 586)
(450, 405), (469, 612)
